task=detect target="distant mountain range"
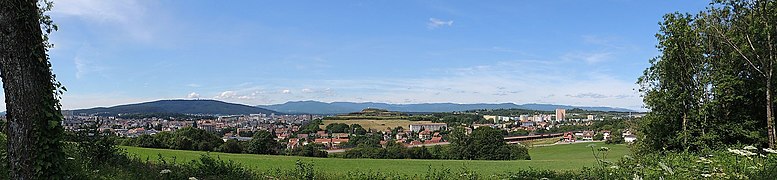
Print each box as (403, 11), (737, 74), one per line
(66, 99), (636, 116)
(71, 100), (276, 116)
(258, 100), (636, 114)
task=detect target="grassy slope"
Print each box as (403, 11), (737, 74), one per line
(123, 142), (629, 176)
(320, 120), (432, 131)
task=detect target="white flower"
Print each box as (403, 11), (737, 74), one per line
(188, 177), (198, 180)
(659, 162), (674, 175)
(66, 157), (75, 160)
(744, 146), (757, 150)
(764, 148), (777, 154)
(701, 174), (711, 178)
(741, 150), (757, 156)
(600, 147), (610, 150)
(160, 169), (171, 174)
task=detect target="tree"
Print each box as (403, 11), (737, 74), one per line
(325, 123), (350, 133)
(219, 139), (243, 153)
(1, 0), (67, 178)
(470, 127), (509, 160)
(247, 130), (279, 154)
(447, 127), (473, 160)
(638, 0), (777, 151)
(593, 133), (604, 141)
(350, 124), (367, 135)
(704, 0), (777, 148)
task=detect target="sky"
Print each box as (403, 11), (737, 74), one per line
(3, 0), (713, 111)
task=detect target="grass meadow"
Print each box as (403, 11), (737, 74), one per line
(123, 142), (630, 176)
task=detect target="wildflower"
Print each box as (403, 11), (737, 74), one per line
(764, 148), (777, 154)
(740, 150), (757, 156)
(659, 162), (674, 175)
(697, 157), (713, 164)
(189, 177), (198, 180)
(633, 174), (642, 180)
(600, 147), (610, 151)
(66, 157), (75, 160)
(160, 169), (171, 174)
(701, 174), (711, 178)
(744, 146), (757, 150)
(610, 165), (620, 169)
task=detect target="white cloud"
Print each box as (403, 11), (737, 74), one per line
(52, 0), (154, 41)
(214, 91), (237, 99)
(73, 44), (107, 79)
(427, 18), (453, 29)
(187, 92), (201, 99)
(301, 88), (313, 93)
(281, 89), (291, 94)
(563, 51), (613, 64)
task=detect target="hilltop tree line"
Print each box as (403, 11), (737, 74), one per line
(639, 0), (777, 151)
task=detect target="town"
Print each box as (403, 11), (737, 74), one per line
(61, 107), (640, 152)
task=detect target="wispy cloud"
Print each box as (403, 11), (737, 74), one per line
(52, 0), (155, 41)
(186, 83), (202, 88)
(427, 18), (453, 29)
(566, 93), (609, 99)
(73, 44), (108, 79)
(562, 51), (614, 64)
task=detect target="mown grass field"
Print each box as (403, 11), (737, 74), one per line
(123, 142), (630, 176)
(320, 119), (432, 131)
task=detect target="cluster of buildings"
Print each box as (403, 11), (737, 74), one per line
(562, 130), (638, 143)
(61, 112), (321, 141)
(286, 122), (450, 150)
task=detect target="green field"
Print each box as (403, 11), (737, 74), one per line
(123, 142), (630, 176)
(321, 119), (432, 131)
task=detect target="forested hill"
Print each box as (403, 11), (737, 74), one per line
(71, 100), (277, 116)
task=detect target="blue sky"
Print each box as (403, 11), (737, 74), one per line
(10, 0), (710, 111)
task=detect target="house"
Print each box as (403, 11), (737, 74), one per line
(288, 138), (300, 149)
(395, 132), (407, 140)
(574, 131), (584, 137)
(409, 123), (448, 132)
(424, 136), (443, 144)
(313, 138), (350, 149)
(564, 132), (575, 142)
(297, 134), (309, 141)
(316, 131), (327, 138)
(472, 124), (498, 129)
(624, 135), (638, 143)
(419, 130), (432, 140)
(600, 130), (611, 140)
(332, 133), (350, 139)
(521, 121), (535, 127)
(582, 131), (595, 141)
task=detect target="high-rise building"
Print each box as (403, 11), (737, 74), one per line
(555, 108), (566, 121)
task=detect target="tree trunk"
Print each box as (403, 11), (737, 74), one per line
(768, 76), (775, 149)
(0, 0), (62, 179)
